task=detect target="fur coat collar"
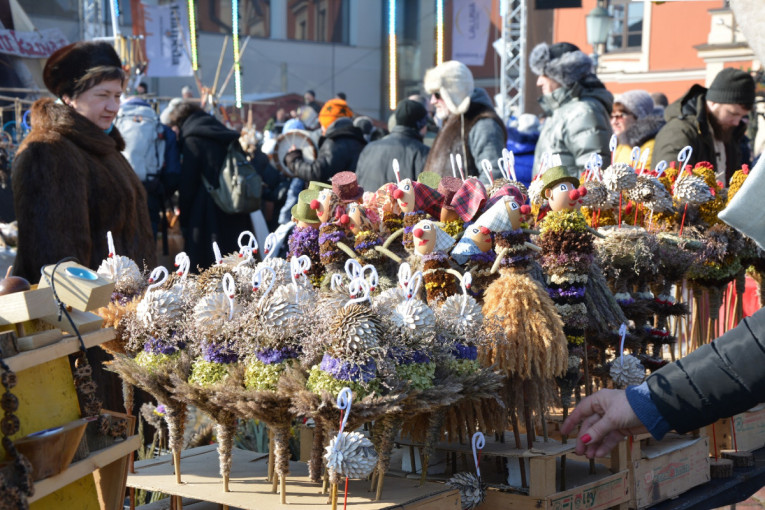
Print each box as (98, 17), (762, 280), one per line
(12, 99), (155, 281)
(617, 113), (665, 147)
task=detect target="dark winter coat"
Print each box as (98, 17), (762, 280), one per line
(286, 118), (367, 183)
(11, 99), (156, 282)
(423, 88), (507, 185)
(355, 125), (430, 192)
(653, 85), (748, 183)
(646, 307), (765, 433)
(533, 74), (613, 178)
(177, 110), (252, 270)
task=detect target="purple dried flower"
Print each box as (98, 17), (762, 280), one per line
(203, 341), (239, 364)
(451, 343), (478, 360)
(319, 231), (346, 244)
(469, 250), (496, 264)
(388, 348), (430, 365)
(288, 226), (321, 258)
(144, 335), (185, 355)
(256, 346), (299, 364)
(548, 286), (587, 299)
(319, 353), (376, 382)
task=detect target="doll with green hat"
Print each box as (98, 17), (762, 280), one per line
(536, 162), (597, 412)
(288, 189), (325, 284)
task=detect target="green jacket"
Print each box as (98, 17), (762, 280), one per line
(646, 307), (765, 433)
(533, 75), (613, 178)
(653, 85), (747, 183)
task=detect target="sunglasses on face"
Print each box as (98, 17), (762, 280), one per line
(610, 112), (634, 120)
(432, 92), (442, 100)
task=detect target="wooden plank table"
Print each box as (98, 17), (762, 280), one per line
(128, 445), (460, 510)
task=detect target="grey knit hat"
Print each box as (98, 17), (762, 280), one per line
(529, 42), (593, 88)
(614, 90), (655, 119)
(707, 68), (755, 109)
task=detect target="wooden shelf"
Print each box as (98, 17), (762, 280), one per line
(3, 327), (115, 373)
(28, 434), (140, 503)
(129, 445), (459, 510)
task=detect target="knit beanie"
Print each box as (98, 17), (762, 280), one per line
(613, 90), (655, 119)
(529, 42), (593, 88)
(706, 68), (755, 109)
(43, 41), (123, 98)
(318, 98), (354, 129)
(395, 99), (428, 129)
(424, 60), (474, 115)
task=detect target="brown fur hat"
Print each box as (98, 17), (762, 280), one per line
(43, 41), (122, 98)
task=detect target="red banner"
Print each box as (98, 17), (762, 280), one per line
(0, 28), (69, 59)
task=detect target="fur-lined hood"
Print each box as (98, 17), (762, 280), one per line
(617, 113), (665, 147)
(27, 98), (125, 154)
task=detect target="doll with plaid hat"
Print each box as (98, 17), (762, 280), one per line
(410, 219), (458, 305)
(458, 191), (530, 298)
(389, 178), (444, 255)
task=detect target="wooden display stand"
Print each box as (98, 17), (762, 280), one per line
(626, 433), (710, 509)
(1, 326), (139, 509)
(128, 445), (461, 510)
(706, 404), (765, 458)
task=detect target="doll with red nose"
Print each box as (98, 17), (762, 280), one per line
(454, 189), (529, 299)
(537, 164), (597, 407)
(392, 178), (443, 254)
(312, 185), (354, 275)
(411, 219), (458, 305)
(339, 202), (385, 263)
(542, 166), (588, 212)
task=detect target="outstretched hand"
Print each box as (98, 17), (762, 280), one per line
(560, 389), (648, 458)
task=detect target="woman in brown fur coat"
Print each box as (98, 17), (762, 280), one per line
(11, 41), (155, 282)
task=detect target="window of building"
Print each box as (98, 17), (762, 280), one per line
(287, 0), (349, 44)
(606, 0), (643, 53)
(197, 0), (270, 38)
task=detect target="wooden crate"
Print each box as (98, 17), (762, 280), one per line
(0, 286), (57, 325)
(630, 434), (710, 509)
(398, 433), (631, 510)
(38, 261), (115, 312)
(480, 467), (630, 510)
(707, 404), (765, 457)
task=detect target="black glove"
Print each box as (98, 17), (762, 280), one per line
(284, 149), (303, 168)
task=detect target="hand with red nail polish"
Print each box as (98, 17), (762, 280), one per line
(560, 389), (648, 458)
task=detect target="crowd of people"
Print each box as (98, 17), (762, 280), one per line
(6, 39), (763, 431)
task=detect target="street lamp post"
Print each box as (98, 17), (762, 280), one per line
(586, 2), (613, 71)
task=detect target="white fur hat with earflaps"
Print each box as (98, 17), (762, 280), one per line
(424, 60), (474, 115)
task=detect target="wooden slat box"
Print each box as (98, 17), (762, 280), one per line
(38, 261), (114, 312)
(707, 404), (765, 457)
